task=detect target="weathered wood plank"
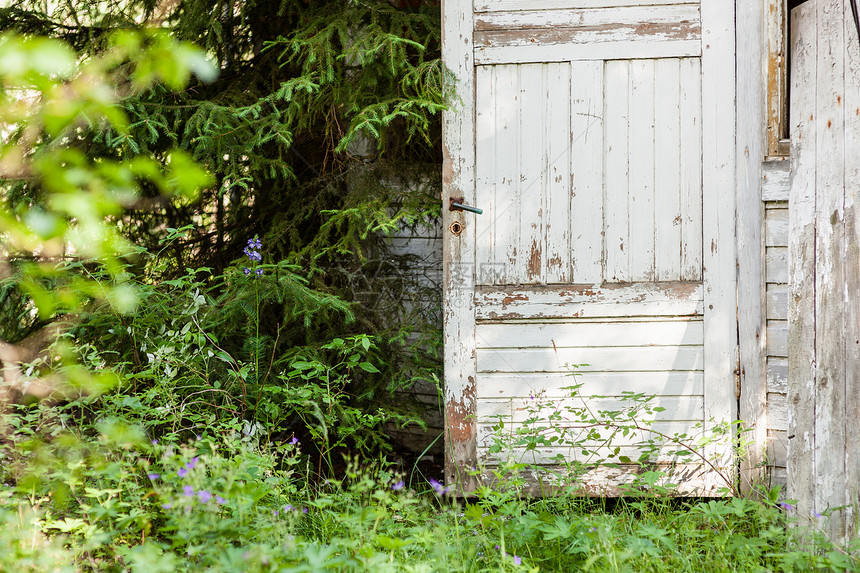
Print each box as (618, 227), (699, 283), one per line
(475, 66), (496, 285)
(654, 58), (682, 281)
(768, 392), (787, 432)
(545, 62), (572, 284)
(473, 6), (701, 65)
(479, 445), (707, 465)
(475, 282), (703, 320)
(478, 463), (720, 497)
(812, 0), (846, 536)
(604, 59), (630, 282)
(474, 0), (698, 12)
(477, 395), (703, 423)
(766, 284), (788, 321)
(700, 0), (737, 491)
(735, 0), (767, 491)
(495, 64), (520, 283)
(518, 64), (546, 284)
(764, 0), (788, 158)
(770, 466), (788, 488)
(765, 207), (789, 247)
(629, 59), (657, 281)
(842, 0), (860, 536)
(679, 57), (703, 281)
(768, 429), (788, 469)
(570, 60), (604, 284)
(478, 420), (700, 446)
(766, 320), (788, 358)
(477, 371), (705, 398)
(765, 247), (788, 283)
(474, 38), (701, 65)
(767, 358), (787, 394)
(442, 0), (479, 494)
(786, 0), (817, 526)
(477, 346), (704, 374)
(761, 160), (791, 202)
(385, 236), (443, 263)
(475, 320), (704, 349)
(474, 5), (700, 31)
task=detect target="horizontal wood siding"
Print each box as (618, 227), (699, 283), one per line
(474, 5), (701, 63)
(384, 223), (444, 455)
(475, 282), (703, 320)
(762, 161), (790, 487)
(474, 316), (707, 484)
(474, 0), (698, 11)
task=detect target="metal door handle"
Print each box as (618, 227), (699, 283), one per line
(449, 197), (483, 215)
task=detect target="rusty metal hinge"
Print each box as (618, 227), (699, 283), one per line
(733, 346), (741, 400)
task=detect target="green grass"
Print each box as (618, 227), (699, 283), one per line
(2, 410), (858, 573)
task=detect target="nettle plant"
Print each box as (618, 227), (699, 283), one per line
(485, 376), (744, 497)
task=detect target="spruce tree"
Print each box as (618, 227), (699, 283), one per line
(0, 0), (448, 457)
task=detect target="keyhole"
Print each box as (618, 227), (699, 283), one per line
(449, 221), (464, 236)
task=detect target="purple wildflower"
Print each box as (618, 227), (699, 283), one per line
(302, 507), (308, 514)
(283, 504), (294, 512)
(243, 267), (251, 275)
(178, 467), (188, 478)
(151, 439), (158, 445)
(512, 555), (522, 566)
(392, 480), (405, 491)
(197, 490), (212, 503)
(161, 503), (172, 509)
(289, 437), (299, 445)
(495, 545), (500, 550)
(248, 237), (261, 250)
(243, 247), (261, 261)
(273, 510), (279, 516)
(186, 456), (200, 470)
(429, 478), (450, 496)
(147, 473), (160, 480)
(255, 268), (263, 276)
(215, 495), (226, 505)
(183, 485), (195, 496)
(779, 502), (794, 511)
(813, 511), (823, 519)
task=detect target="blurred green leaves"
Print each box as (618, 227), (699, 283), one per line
(0, 30), (216, 319)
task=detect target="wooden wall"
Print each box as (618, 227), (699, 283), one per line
(788, 0), (860, 541)
(383, 220), (445, 456)
(762, 160), (790, 488)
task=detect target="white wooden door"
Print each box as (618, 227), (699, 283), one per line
(442, 0), (737, 495)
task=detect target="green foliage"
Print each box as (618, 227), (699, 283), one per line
(267, 1), (451, 153)
(0, 0), (447, 272)
(65, 245), (419, 475)
(2, 398), (859, 572)
(484, 381), (742, 497)
(0, 15), (440, 470)
(0, 29), (214, 326)
(1, 0), (446, 449)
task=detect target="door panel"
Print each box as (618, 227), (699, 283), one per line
(442, 0), (736, 496)
(475, 58), (702, 286)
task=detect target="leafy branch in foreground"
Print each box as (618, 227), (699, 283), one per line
(0, 30), (215, 399)
(485, 382), (746, 497)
